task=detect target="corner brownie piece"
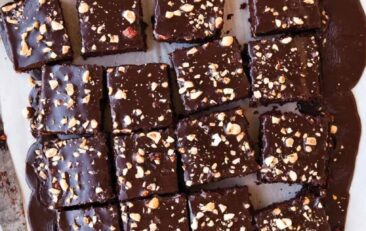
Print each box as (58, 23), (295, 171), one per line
(37, 135), (115, 208)
(76, 0), (145, 58)
(255, 194), (331, 230)
(248, 0), (322, 36)
(58, 205), (121, 231)
(0, 0), (72, 72)
(107, 63), (173, 134)
(189, 187), (254, 231)
(176, 109), (259, 187)
(259, 112), (330, 185)
(171, 36), (250, 114)
(37, 65), (103, 135)
(121, 195), (189, 230)
(113, 129), (178, 201)
(153, 0), (225, 43)
(249, 36), (321, 105)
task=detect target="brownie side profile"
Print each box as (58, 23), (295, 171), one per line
(113, 129), (178, 201)
(259, 111), (330, 185)
(171, 36), (250, 114)
(255, 194), (331, 230)
(107, 63), (173, 134)
(121, 195), (189, 230)
(37, 65), (103, 135)
(58, 205), (121, 231)
(248, 36), (321, 105)
(176, 108), (259, 187)
(153, 0), (225, 43)
(0, 0), (73, 72)
(76, 0), (146, 58)
(248, 0), (322, 36)
(35, 135), (115, 209)
(189, 187), (254, 231)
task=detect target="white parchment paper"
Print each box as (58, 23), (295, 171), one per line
(0, 0), (365, 230)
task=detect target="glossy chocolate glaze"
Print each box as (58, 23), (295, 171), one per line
(153, 0), (225, 43)
(25, 0), (365, 230)
(189, 187), (254, 230)
(319, 0), (365, 229)
(113, 129), (178, 201)
(259, 112), (330, 186)
(0, 0), (73, 72)
(76, 0), (146, 58)
(255, 194), (331, 230)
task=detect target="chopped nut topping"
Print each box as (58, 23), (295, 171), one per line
(180, 4), (194, 12)
(78, 2), (90, 14)
(147, 197), (160, 209)
(123, 10), (136, 24)
(220, 36), (234, 47)
(51, 21), (64, 31)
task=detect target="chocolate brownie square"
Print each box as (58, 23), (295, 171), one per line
(76, 0), (145, 58)
(171, 36), (250, 114)
(259, 112), (330, 185)
(113, 129), (178, 201)
(0, 0), (73, 72)
(121, 195), (189, 230)
(37, 65), (103, 135)
(37, 135), (115, 208)
(153, 0), (225, 43)
(107, 63), (173, 134)
(176, 109), (259, 187)
(189, 187), (254, 231)
(248, 0), (322, 36)
(58, 205), (121, 231)
(255, 194), (331, 230)
(248, 36), (321, 105)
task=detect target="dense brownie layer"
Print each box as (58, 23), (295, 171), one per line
(259, 112), (330, 185)
(58, 205), (121, 231)
(189, 187), (254, 230)
(107, 63), (173, 134)
(113, 129), (178, 201)
(176, 109), (259, 187)
(36, 65), (103, 135)
(255, 194), (331, 230)
(0, 0), (72, 72)
(153, 0), (225, 43)
(171, 36), (250, 114)
(76, 0), (146, 58)
(32, 135), (115, 209)
(121, 195), (189, 230)
(248, 36), (321, 105)
(249, 0), (322, 36)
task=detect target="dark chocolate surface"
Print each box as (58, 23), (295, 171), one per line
(107, 63), (173, 134)
(318, 0), (365, 229)
(171, 36), (250, 114)
(58, 205), (121, 231)
(0, 0), (73, 72)
(189, 187), (254, 231)
(248, 0), (322, 36)
(76, 0), (146, 58)
(31, 135), (115, 209)
(121, 195), (189, 231)
(38, 65), (103, 135)
(153, 0), (225, 43)
(259, 112), (330, 186)
(113, 129), (178, 201)
(255, 194), (331, 230)
(322, 92), (362, 230)
(176, 109), (259, 187)
(248, 36), (321, 105)
(23, 0), (366, 230)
